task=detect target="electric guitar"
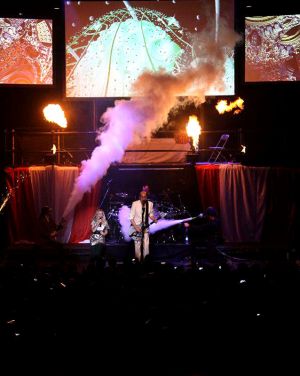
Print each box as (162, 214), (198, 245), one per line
(1, 172), (29, 214)
(129, 215), (163, 241)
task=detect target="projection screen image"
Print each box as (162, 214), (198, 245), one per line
(245, 15), (300, 82)
(0, 18), (53, 85)
(65, 0), (234, 98)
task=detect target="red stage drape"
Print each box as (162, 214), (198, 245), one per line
(68, 181), (102, 243)
(5, 167), (103, 244)
(5, 167), (39, 243)
(219, 165), (269, 242)
(195, 164), (220, 213)
(195, 164), (300, 244)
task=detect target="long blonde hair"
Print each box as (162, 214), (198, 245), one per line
(92, 208), (108, 227)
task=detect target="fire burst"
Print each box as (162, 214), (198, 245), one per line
(186, 115), (201, 151)
(215, 97), (244, 115)
(43, 104), (67, 128)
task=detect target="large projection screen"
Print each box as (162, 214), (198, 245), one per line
(65, 0), (234, 98)
(245, 15), (300, 82)
(0, 18), (53, 85)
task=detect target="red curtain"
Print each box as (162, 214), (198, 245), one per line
(195, 164), (220, 214)
(5, 167), (39, 243)
(69, 181), (102, 243)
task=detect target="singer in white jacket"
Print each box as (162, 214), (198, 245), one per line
(129, 191), (157, 262)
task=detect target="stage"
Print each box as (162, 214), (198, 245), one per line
(3, 163), (300, 251)
(1, 240), (294, 274)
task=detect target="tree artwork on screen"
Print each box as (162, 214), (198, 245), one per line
(65, 0), (234, 97)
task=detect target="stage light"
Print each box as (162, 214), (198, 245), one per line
(241, 145), (246, 153)
(239, 279), (246, 284)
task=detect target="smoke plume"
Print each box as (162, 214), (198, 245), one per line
(63, 22), (240, 218)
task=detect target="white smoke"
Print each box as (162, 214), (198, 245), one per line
(118, 205), (195, 242)
(63, 22), (241, 218)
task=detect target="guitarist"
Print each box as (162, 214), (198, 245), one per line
(129, 191), (157, 262)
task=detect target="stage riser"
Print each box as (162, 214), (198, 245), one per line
(1, 244), (191, 265)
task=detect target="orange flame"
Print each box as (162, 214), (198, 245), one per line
(186, 115), (201, 151)
(43, 104), (67, 128)
(215, 97), (244, 115)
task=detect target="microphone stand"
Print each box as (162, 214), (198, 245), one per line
(100, 179), (112, 209)
(141, 206), (145, 263)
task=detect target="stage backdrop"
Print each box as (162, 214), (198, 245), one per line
(4, 164), (300, 245)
